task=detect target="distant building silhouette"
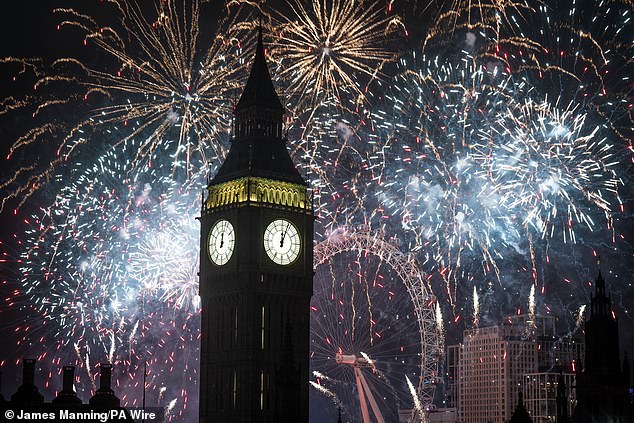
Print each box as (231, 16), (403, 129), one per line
(573, 270), (631, 423)
(523, 368), (576, 422)
(556, 372), (570, 423)
(0, 359), (135, 422)
(510, 391), (532, 423)
(445, 344), (460, 409)
(89, 363), (121, 409)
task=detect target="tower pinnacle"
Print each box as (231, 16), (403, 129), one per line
(234, 24), (283, 113)
(210, 26), (304, 186)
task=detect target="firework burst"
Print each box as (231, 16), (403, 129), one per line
(474, 97), (622, 243)
(359, 37), (624, 310)
(10, 139), (205, 419)
(1, 0), (253, 212)
(0, 1), (632, 421)
(270, 0), (403, 116)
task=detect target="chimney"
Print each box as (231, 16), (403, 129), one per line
(89, 363), (120, 408)
(53, 365), (81, 404)
(99, 363), (112, 392)
(23, 358), (36, 386)
(10, 358), (44, 404)
(63, 366), (74, 392)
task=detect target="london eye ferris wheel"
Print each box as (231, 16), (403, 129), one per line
(310, 226), (442, 422)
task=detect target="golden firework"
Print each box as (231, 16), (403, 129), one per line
(270, 0), (402, 114)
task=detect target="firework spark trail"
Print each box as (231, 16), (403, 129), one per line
(575, 304), (587, 331)
(406, 375), (423, 418)
(0, 0), (254, 212)
(473, 286), (480, 327)
(528, 284), (536, 327)
(313, 370), (334, 381)
(109, 331), (116, 363)
(85, 351), (96, 392)
(127, 320), (140, 362)
(435, 301), (445, 355)
(166, 398), (177, 415)
(158, 386), (167, 402)
(310, 381), (340, 403)
(360, 350), (393, 384)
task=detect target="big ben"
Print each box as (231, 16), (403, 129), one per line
(199, 27), (313, 423)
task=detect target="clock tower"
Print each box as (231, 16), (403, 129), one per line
(199, 28), (313, 423)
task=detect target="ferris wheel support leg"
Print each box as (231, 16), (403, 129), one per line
(354, 367), (372, 423)
(358, 367), (386, 423)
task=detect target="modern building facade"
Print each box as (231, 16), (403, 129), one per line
(457, 324), (538, 423)
(198, 28), (313, 423)
(452, 314), (582, 423)
(523, 371), (575, 422)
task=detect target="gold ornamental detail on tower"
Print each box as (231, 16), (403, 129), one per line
(204, 177), (310, 211)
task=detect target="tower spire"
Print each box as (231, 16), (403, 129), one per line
(556, 372), (569, 423)
(591, 256), (611, 319)
(596, 254), (605, 294)
(258, 14), (263, 43)
(234, 23), (283, 113)
(209, 25), (304, 186)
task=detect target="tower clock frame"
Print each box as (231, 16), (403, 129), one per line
(198, 28), (313, 423)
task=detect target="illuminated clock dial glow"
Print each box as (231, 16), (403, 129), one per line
(263, 219), (301, 265)
(208, 219), (235, 265)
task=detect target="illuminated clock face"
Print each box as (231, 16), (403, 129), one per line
(263, 219), (301, 265)
(208, 219), (235, 266)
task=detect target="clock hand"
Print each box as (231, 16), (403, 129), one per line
(219, 232), (224, 249)
(280, 222), (291, 248)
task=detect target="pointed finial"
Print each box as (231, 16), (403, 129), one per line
(258, 14), (263, 46)
(557, 371), (566, 389)
(232, 14), (284, 114)
(594, 253), (606, 295)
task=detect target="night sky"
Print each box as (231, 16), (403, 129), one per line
(0, 1), (633, 422)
